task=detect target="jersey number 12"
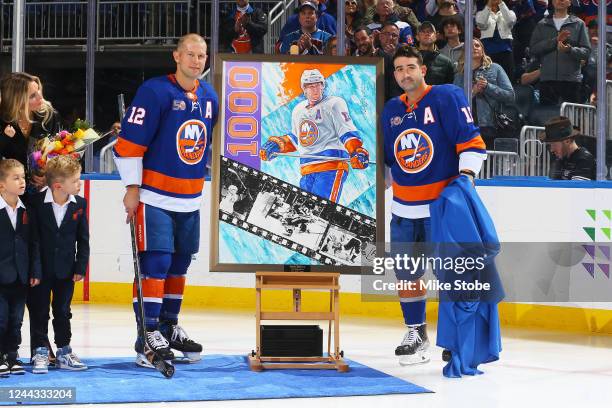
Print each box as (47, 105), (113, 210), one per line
(127, 107), (146, 125)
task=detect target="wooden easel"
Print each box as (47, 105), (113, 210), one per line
(248, 271), (349, 372)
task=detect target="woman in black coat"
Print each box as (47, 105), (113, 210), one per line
(0, 72), (62, 194)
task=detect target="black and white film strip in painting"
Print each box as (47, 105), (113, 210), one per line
(219, 156), (376, 266)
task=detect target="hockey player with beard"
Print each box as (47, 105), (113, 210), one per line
(259, 69), (369, 203)
(383, 45), (486, 366)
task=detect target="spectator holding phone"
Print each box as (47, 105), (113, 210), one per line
(529, 0), (590, 105)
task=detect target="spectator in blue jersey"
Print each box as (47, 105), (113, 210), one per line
(113, 33), (218, 369)
(279, 1), (333, 55)
(382, 45), (486, 367)
(476, 0), (517, 80)
(278, 0), (337, 41)
(219, 0), (268, 54)
(455, 38), (515, 149)
(529, 0), (590, 105)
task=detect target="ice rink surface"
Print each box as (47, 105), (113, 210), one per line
(17, 305), (612, 408)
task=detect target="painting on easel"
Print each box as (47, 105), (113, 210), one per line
(210, 54), (384, 273)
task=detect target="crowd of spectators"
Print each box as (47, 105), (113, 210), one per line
(5, 0), (609, 174)
(215, 0), (610, 152)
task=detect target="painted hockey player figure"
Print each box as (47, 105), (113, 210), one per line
(259, 69), (369, 203)
(114, 34), (218, 368)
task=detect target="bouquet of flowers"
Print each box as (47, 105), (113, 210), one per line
(29, 120), (101, 174)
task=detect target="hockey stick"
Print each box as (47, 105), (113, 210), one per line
(271, 152), (376, 165)
(129, 219), (175, 379)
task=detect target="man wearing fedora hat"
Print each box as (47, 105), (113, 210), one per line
(541, 116), (595, 180)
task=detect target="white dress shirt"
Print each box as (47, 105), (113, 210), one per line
(44, 188), (77, 228)
(0, 194), (26, 230)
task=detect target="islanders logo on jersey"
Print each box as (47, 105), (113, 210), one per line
(298, 119), (319, 147)
(394, 128), (434, 174)
(176, 119), (207, 165)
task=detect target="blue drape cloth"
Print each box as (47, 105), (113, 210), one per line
(430, 176), (504, 378)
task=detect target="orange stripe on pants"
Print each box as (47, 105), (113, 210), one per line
(329, 170), (345, 203)
(133, 277), (165, 298)
(164, 276), (186, 295)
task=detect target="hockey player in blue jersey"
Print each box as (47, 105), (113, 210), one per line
(113, 34), (219, 368)
(382, 45), (486, 366)
(259, 69), (369, 203)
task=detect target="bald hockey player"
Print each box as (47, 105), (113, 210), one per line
(382, 45), (486, 366)
(113, 34), (219, 368)
(259, 69), (369, 203)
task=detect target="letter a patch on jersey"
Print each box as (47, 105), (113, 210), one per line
(205, 101), (213, 119)
(423, 107), (435, 125)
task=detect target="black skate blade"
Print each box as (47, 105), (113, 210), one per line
(172, 354), (202, 364)
(171, 356), (192, 364)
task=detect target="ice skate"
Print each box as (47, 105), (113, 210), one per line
(135, 330), (175, 368)
(395, 323), (430, 366)
(162, 324), (202, 363)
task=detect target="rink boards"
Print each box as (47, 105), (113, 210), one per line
(78, 175), (612, 333)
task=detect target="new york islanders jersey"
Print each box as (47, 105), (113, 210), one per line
(279, 29), (333, 55)
(113, 75), (219, 212)
(285, 95), (362, 175)
(383, 84), (486, 219)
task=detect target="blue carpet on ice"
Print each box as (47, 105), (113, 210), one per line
(0, 355), (431, 404)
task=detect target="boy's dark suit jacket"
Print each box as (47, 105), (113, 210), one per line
(0, 205), (42, 284)
(29, 191), (90, 279)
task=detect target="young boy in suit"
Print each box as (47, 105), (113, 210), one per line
(0, 159), (41, 376)
(27, 155), (89, 373)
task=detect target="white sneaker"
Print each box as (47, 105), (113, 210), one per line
(32, 347), (49, 374)
(56, 346), (87, 371)
(0, 356), (8, 377)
